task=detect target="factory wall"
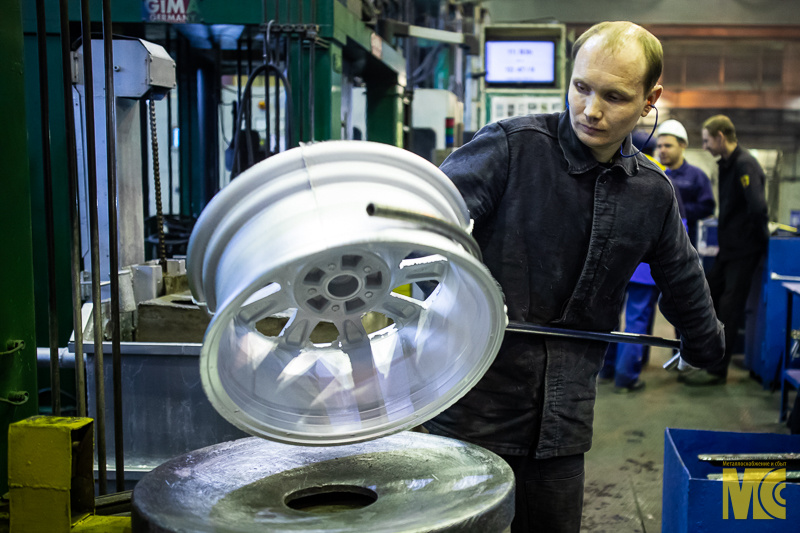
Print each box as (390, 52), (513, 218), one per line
(483, 0), (800, 227)
(483, 0), (800, 26)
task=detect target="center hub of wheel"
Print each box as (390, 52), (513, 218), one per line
(327, 274), (360, 299)
(294, 250), (391, 318)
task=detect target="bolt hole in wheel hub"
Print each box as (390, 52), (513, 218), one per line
(186, 141), (507, 445)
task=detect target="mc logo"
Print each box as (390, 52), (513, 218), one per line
(722, 468), (786, 519)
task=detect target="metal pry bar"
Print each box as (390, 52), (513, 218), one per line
(506, 321), (681, 350)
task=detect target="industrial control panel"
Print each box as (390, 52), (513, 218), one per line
(479, 23), (567, 126)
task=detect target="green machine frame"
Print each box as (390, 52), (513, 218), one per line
(1, 0), (40, 496)
(18, 0), (409, 358)
(12, 0), (410, 495)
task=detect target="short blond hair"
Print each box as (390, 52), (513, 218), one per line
(572, 21), (663, 95)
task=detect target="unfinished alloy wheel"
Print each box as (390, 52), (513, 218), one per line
(186, 141), (506, 445)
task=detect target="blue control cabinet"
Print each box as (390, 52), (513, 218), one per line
(746, 237), (800, 387)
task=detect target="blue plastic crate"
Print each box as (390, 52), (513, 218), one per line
(663, 428), (800, 532)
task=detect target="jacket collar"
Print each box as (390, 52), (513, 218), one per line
(718, 144), (741, 170)
(557, 111), (639, 177)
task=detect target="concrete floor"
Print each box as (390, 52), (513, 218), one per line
(581, 312), (791, 533)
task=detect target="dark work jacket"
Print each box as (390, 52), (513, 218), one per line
(424, 112), (724, 458)
(716, 145), (769, 259)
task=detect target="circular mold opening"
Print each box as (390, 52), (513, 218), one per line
(285, 485), (378, 514)
(327, 274), (360, 298)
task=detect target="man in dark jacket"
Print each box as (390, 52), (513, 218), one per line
(423, 21), (725, 532)
(681, 115), (769, 386)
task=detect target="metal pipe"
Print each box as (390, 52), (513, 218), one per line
(235, 33), (242, 161)
(101, 0), (124, 493)
(176, 33), (190, 216)
(280, 0), (288, 148)
(275, 32), (283, 152)
(166, 25), (174, 214)
(37, 347), (75, 368)
(263, 22), (272, 154)
(699, 453), (800, 464)
(366, 203), (482, 262)
(35, 0), (61, 417)
(139, 100), (150, 219)
(245, 26), (253, 167)
(276, 2), (282, 150)
(261, 1), (270, 154)
(58, 0), (86, 418)
(297, 0), (305, 143)
(284, 30), (291, 148)
(236, 32), (242, 104)
(79, 0), (108, 495)
(772, 272), (800, 283)
(506, 321), (681, 350)
(309, 2), (316, 141)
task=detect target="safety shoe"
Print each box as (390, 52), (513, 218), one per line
(681, 369), (726, 387)
(614, 379), (646, 394)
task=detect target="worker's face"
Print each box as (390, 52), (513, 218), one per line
(568, 36), (661, 162)
(656, 135), (685, 169)
(701, 128), (724, 157)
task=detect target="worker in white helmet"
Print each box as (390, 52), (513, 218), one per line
(656, 119), (716, 247)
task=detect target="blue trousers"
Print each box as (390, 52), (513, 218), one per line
(601, 283), (660, 387)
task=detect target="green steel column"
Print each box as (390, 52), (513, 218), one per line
(21, 0), (75, 349)
(1, 0), (41, 495)
(313, 43), (344, 141)
(366, 82), (405, 147)
(177, 34), (202, 217)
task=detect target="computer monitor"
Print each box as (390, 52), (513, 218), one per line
(485, 40), (556, 88)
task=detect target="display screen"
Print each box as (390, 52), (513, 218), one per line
(485, 40), (556, 86)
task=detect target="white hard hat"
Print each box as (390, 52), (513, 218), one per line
(656, 119), (688, 144)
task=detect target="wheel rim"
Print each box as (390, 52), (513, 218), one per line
(187, 141), (506, 445)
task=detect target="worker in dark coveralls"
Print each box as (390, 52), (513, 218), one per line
(423, 21), (725, 532)
(679, 114), (769, 386)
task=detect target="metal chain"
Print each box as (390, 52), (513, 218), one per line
(149, 99), (167, 271)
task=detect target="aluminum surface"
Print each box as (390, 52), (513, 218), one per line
(186, 141), (507, 445)
(131, 432), (514, 532)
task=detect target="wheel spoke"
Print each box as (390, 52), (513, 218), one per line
(375, 293), (426, 328)
(341, 337), (388, 417)
(238, 283), (290, 323)
(278, 310), (321, 348)
(393, 254), (448, 287)
(380, 245), (420, 272)
(337, 317), (370, 347)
